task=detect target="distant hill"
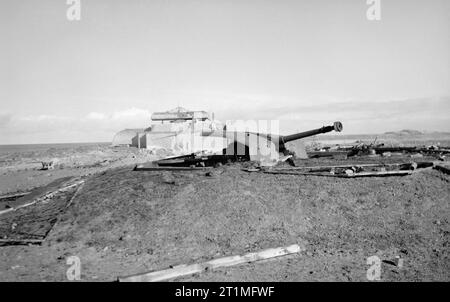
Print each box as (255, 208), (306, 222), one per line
(307, 130), (450, 144)
(384, 129), (423, 136)
(383, 130), (450, 136)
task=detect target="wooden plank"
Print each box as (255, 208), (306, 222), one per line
(65, 182), (85, 209)
(244, 161), (435, 175)
(0, 238), (43, 246)
(118, 244), (302, 282)
(0, 208), (14, 216)
(134, 165), (212, 171)
(342, 170), (413, 178)
(267, 162), (424, 171)
(262, 171), (339, 177)
(0, 192), (31, 200)
(307, 151), (350, 158)
(260, 170), (413, 178)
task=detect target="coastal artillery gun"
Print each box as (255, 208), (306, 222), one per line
(156, 121), (343, 167)
(112, 107), (343, 166)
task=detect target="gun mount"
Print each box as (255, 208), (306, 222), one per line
(218, 121), (343, 165)
(112, 107), (344, 166)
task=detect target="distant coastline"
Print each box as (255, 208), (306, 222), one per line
(0, 142), (110, 155)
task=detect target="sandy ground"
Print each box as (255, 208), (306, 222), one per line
(0, 144), (161, 196)
(0, 143), (449, 282)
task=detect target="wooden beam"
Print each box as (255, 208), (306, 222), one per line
(0, 208), (14, 215)
(262, 171), (338, 177)
(266, 162), (429, 171)
(307, 151), (350, 158)
(260, 170), (413, 177)
(118, 244), (302, 282)
(342, 170), (413, 177)
(0, 238), (43, 246)
(244, 164), (393, 173)
(0, 192), (31, 200)
(134, 165), (212, 171)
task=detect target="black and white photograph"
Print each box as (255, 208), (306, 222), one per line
(0, 0), (449, 288)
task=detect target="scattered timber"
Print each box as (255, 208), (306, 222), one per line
(0, 180), (85, 217)
(0, 182), (85, 245)
(134, 165), (212, 171)
(0, 238), (44, 246)
(0, 208), (14, 216)
(260, 170), (413, 178)
(118, 244), (302, 282)
(260, 170), (340, 177)
(243, 161), (438, 178)
(265, 162), (416, 171)
(341, 170), (413, 177)
(0, 192), (31, 201)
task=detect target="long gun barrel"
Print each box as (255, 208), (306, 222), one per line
(280, 121), (343, 144)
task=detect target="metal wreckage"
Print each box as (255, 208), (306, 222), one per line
(112, 107), (343, 168)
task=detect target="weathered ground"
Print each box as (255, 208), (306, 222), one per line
(0, 155), (448, 281)
(0, 144), (160, 196)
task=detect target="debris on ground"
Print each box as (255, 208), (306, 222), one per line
(242, 161), (437, 178)
(0, 178), (85, 246)
(0, 137), (449, 281)
(41, 161), (54, 170)
(119, 244), (303, 282)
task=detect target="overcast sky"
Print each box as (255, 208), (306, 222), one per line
(0, 0), (449, 144)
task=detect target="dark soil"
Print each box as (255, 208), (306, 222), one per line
(0, 157), (448, 281)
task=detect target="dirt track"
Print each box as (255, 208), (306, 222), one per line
(0, 157), (448, 281)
